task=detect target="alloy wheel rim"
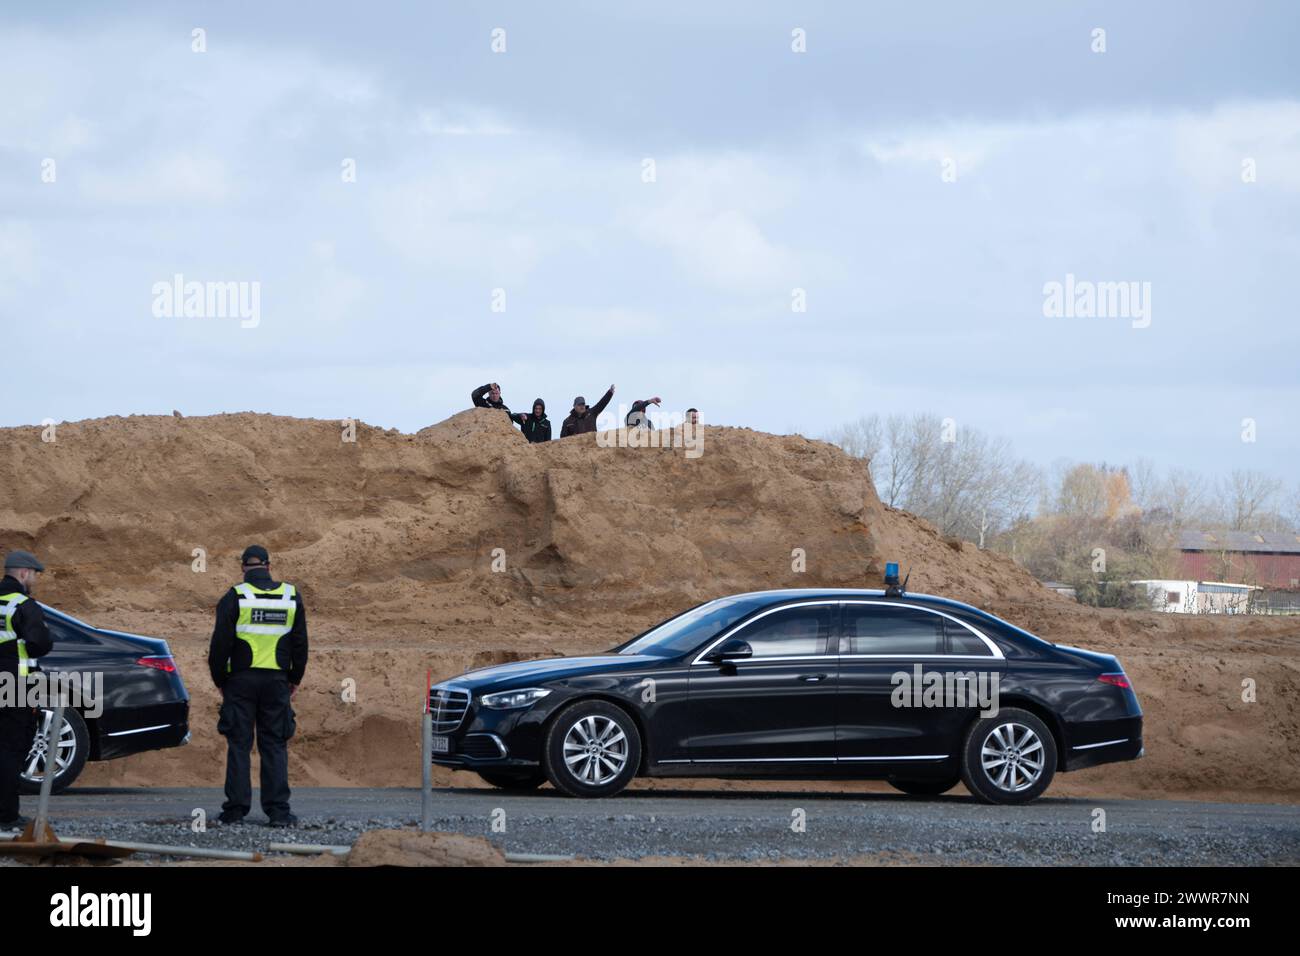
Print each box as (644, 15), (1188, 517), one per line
(980, 722), (1045, 792)
(23, 710), (75, 781)
(562, 715), (629, 786)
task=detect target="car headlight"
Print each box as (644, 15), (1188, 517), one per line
(479, 687), (552, 710)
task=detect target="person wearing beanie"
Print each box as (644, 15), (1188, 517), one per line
(208, 545), (308, 828)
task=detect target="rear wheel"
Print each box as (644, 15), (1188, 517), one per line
(889, 776), (960, 797)
(477, 770), (546, 790)
(19, 708), (90, 795)
(542, 701), (641, 798)
(960, 708), (1057, 805)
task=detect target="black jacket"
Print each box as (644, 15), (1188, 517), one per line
(208, 568), (309, 688)
(471, 384), (512, 419)
(560, 388), (614, 438)
(625, 400), (656, 429)
(0, 575), (52, 677)
(512, 398), (552, 443)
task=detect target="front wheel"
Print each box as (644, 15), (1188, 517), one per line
(542, 701), (641, 798)
(960, 708), (1057, 805)
(19, 708), (90, 795)
(477, 770), (546, 791)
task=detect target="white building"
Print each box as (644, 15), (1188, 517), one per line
(1132, 579), (1261, 614)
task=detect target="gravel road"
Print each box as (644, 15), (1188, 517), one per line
(3, 786), (1298, 865)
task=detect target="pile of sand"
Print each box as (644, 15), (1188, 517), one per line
(1, 409), (1296, 801)
(345, 830), (506, 867)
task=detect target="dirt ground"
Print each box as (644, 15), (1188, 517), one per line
(2, 409), (1297, 803)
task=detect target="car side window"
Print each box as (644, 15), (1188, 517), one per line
(945, 621), (994, 656)
(840, 605), (944, 655)
(732, 605), (832, 658)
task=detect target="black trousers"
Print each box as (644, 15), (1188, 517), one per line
(0, 704), (37, 822)
(218, 670), (295, 819)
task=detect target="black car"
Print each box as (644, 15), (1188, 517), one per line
(428, 588), (1143, 803)
(19, 605), (191, 794)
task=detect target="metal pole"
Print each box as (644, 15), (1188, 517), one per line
(269, 842), (350, 856)
(421, 668), (433, 832)
(79, 839), (263, 861)
(32, 702), (64, 840)
(0, 832), (263, 862)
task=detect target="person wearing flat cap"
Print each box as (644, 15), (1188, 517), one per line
(1, 550), (53, 830)
(208, 545), (308, 828)
(559, 384), (615, 438)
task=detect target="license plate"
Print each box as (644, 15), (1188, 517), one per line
(432, 736), (450, 754)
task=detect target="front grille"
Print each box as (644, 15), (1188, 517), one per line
(460, 734), (506, 759)
(428, 686), (470, 733)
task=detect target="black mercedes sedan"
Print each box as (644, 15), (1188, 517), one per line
(18, 605), (191, 794)
(428, 588), (1143, 803)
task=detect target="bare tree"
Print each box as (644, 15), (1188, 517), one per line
(1132, 466), (1213, 532)
(825, 415), (1294, 591)
(826, 413), (1040, 547)
(1056, 463), (1110, 520)
(1287, 483), (1300, 531)
(1128, 457), (1161, 512)
(1220, 469), (1283, 530)
(824, 416), (882, 464)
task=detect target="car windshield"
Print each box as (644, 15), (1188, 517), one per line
(618, 597), (763, 657)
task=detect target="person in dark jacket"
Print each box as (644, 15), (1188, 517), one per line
(512, 398), (551, 443)
(559, 385), (615, 438)
(1, 550), (53, 830)
(471, 382), (512, 419)
(626, 396), (662, 429)
(208, 545), (308, 827)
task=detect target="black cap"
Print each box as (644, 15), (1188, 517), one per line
(240, 545), (270, 567)
(3, 550), (45, 572)
(573, 395), (587, 407)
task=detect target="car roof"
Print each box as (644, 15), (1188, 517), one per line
(724, 588), (986, 616)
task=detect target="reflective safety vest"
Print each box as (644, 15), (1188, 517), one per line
(0, 592), (32, 677)
(232, 582), (297, 671)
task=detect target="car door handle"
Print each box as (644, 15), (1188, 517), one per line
(798, 674), (830, 682)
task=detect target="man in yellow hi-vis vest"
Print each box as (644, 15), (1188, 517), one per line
(1, 550), (53, 830)
(208, 545), (308, 827)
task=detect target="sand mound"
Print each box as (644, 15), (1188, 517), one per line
(2, 409), (1297, 801)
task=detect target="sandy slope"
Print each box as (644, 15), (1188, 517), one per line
(2, 409), (1296, 801)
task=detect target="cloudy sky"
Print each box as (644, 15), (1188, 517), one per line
(2, 1), (1297, 480)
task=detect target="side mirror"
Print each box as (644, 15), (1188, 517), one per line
(706, 638), (752, 663)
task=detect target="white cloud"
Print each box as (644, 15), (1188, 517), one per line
(80, 151), (234, 205)
(626, 154), (805, 291)
(859, 103), (1300, 195)
(1172, 100), (1300, 193)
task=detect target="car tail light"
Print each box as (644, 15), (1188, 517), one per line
(1098, 672), (1130, 689)
(136, 655), (177, 673)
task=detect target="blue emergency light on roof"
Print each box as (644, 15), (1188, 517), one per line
(884, 560), (906, 597)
